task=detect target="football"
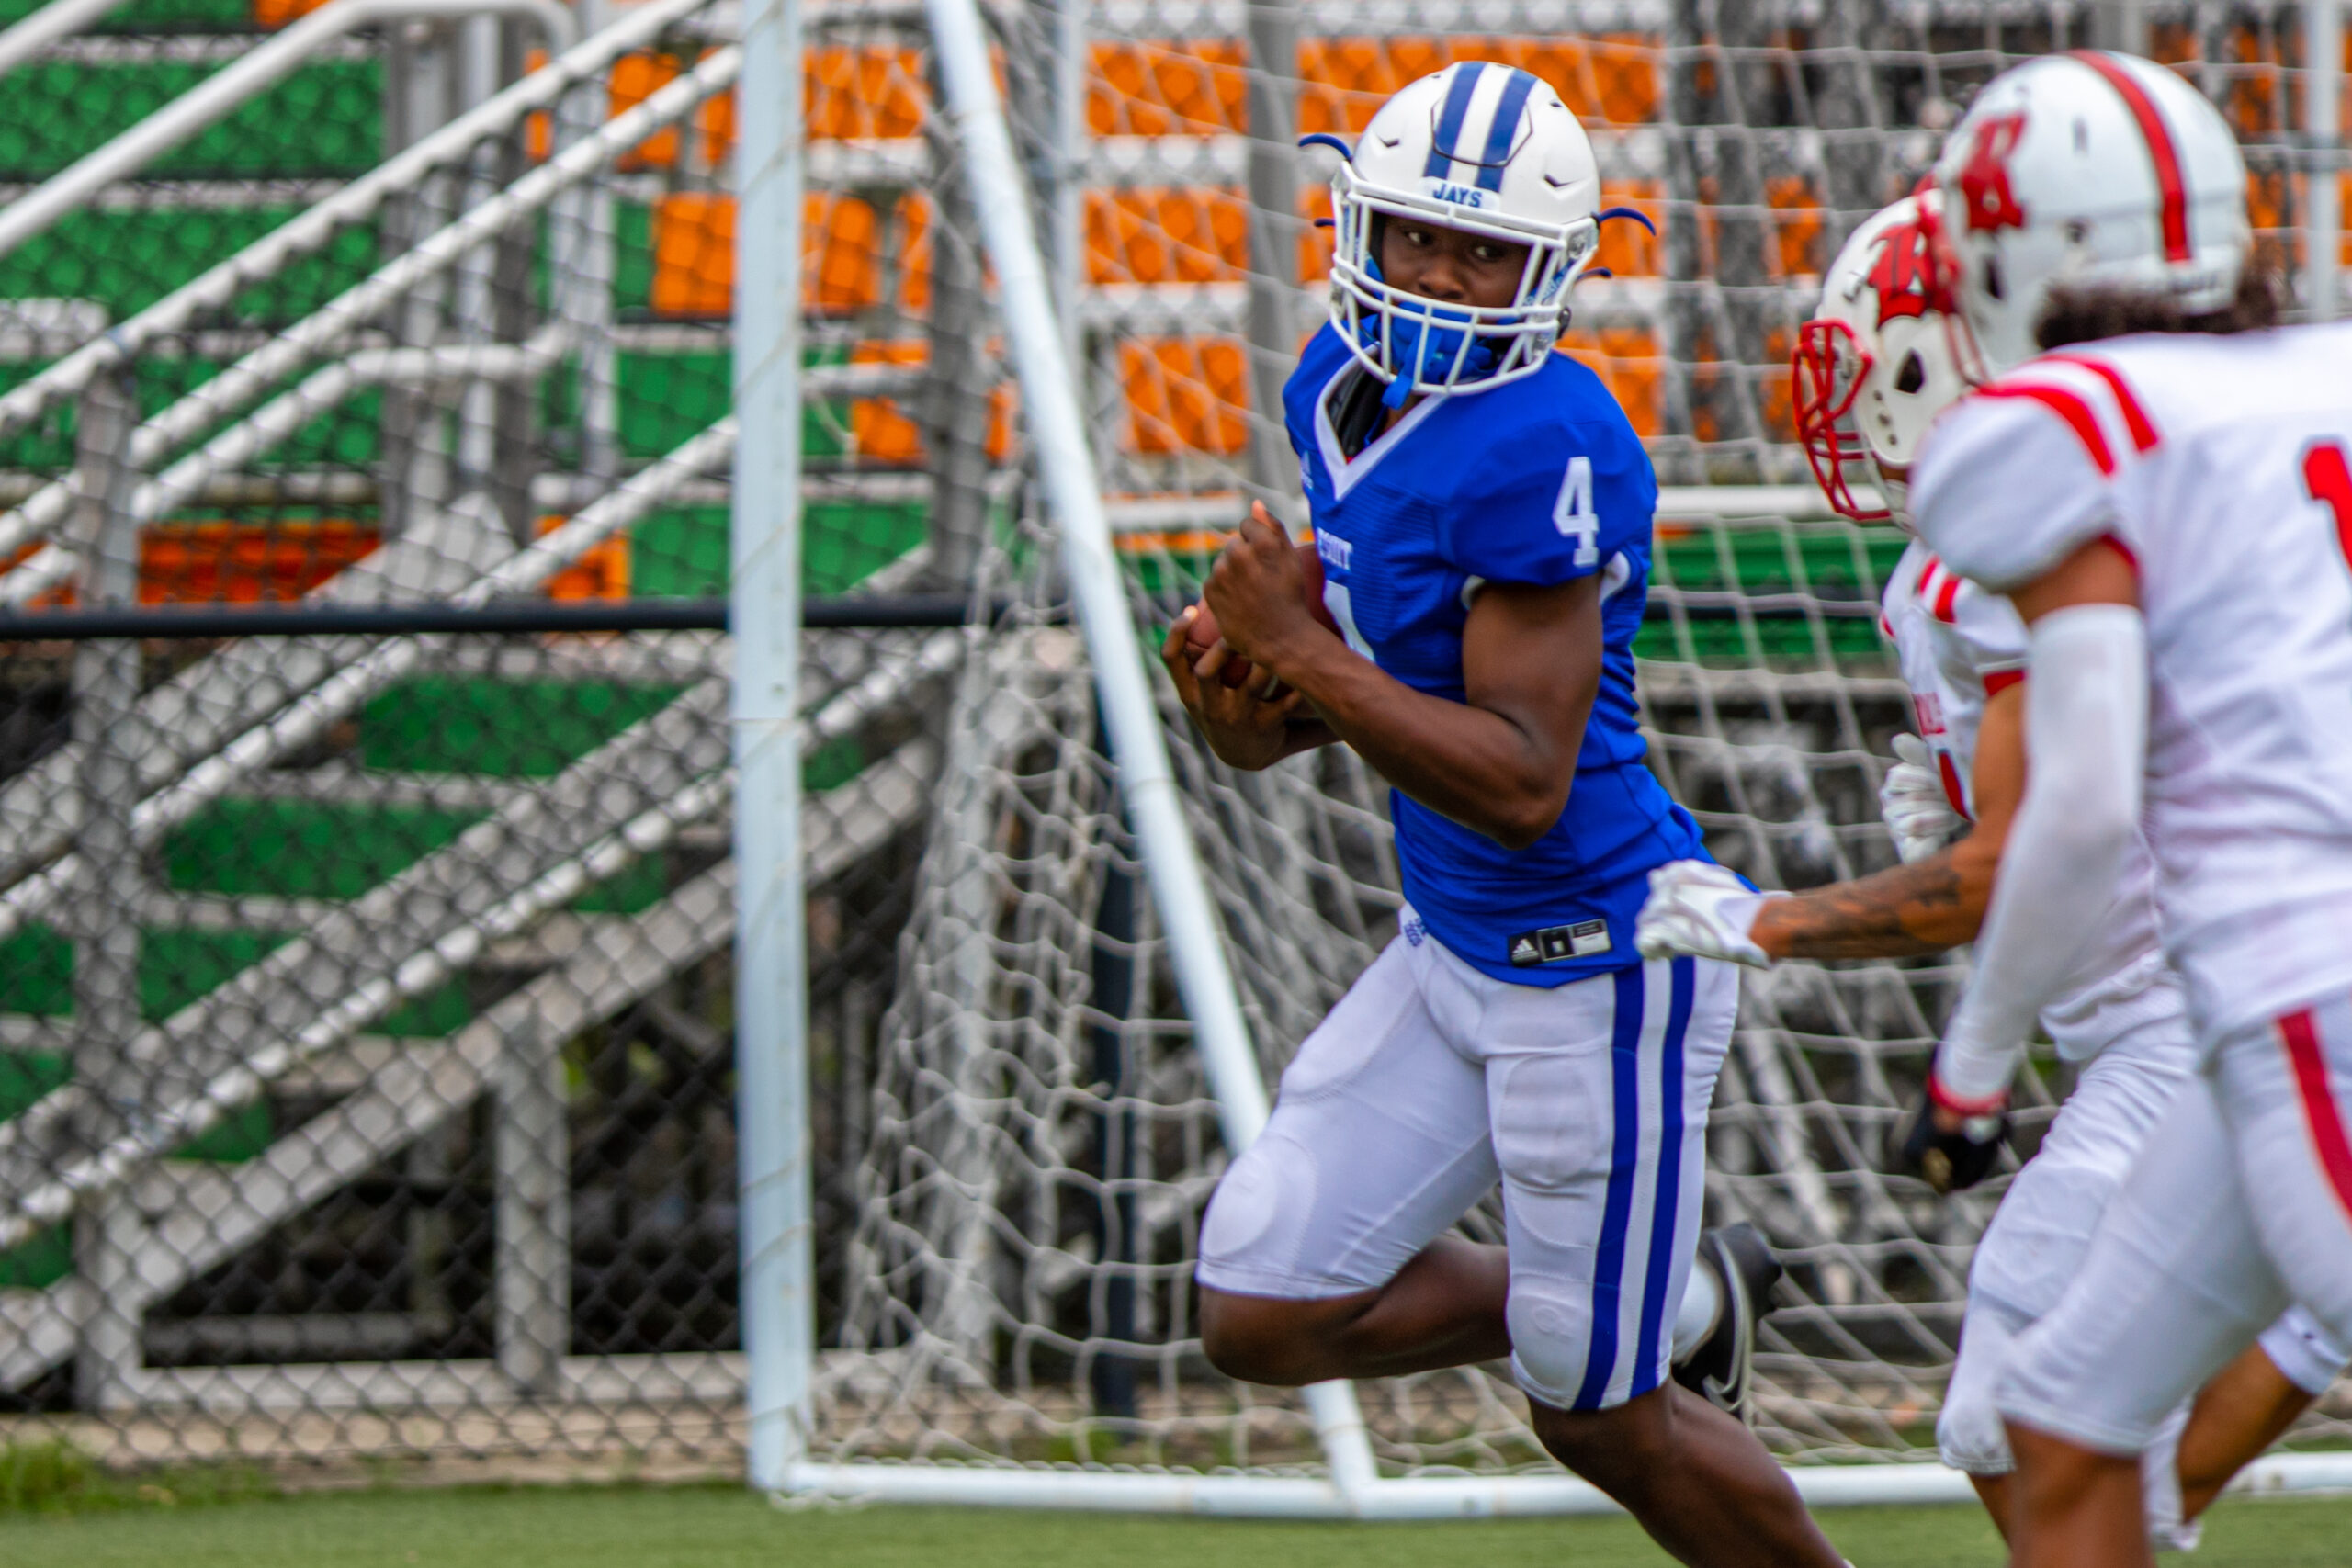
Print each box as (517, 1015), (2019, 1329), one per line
(1182, 541), (1337, 689)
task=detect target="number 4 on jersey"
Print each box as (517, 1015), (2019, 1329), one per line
(1553, 456), (1600, 568)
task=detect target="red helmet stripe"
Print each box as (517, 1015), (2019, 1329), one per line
(1977, 383), (2118, 476)
(2042, 352), (2161, 453)
(2068, 51), (2192, 263)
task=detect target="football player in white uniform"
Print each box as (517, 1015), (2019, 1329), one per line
(1636, 187), (2347, 1550)
(1891, 51), (2352, 1567)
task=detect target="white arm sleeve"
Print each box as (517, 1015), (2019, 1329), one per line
(1939, 604), (2149, 1101)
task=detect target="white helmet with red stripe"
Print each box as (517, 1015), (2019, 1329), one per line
(1926, 50), (2247, 378)
(1792, 191), (1970, 523)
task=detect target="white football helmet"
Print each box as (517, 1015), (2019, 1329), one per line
(1926, 50), (2248, 378)
(1792, 192), (1971, 524)
(1314, 62), (1606, 402)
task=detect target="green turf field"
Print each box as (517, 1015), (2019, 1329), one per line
(6, 1483), (2352, 1567)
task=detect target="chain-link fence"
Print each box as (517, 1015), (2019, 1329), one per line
(0, 0), (2343, 1489)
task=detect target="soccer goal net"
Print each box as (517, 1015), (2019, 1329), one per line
(0, 0), (2343, 1507)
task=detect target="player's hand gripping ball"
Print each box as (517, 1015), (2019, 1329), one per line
(1182, 506), (1340, 691)
(1893, 1073), (2010, 1194)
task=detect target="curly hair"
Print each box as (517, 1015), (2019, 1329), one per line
(2034, 267), (2285, 351)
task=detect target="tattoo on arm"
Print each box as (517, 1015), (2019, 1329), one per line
(1752, 849), (1984, 961)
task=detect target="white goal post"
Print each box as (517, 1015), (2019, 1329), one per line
(731, 0), (2352, 1517)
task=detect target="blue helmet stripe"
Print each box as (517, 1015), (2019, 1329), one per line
(1421, 62), (1486, 181)
(1475, 69), (1538, 191)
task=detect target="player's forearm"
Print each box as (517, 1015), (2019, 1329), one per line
(1750, 836), (1997, 960)
(1273, 637), (1570, 848)
(1939, 605), (2147, 1100)
(1191, 710), (1339, 772)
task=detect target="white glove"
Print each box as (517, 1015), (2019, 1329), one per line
(1635, 861), (1785, 968)
(1880, 734), (1965, 864)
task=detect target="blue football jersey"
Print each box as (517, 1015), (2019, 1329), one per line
(1283, 324), (1708, 987)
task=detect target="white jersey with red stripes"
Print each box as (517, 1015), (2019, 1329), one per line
(1882, 536), (2174, 1060)
(1910, 321), (2352, 1037)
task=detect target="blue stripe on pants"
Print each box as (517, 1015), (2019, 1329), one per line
(1572, 964), (1648, 1410)
(1630, 957), (1696, 1397)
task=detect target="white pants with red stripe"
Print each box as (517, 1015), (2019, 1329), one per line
(1995, 992), (2352, 1454)
(1194, 916), (1739, 1413)
(1937, 1011), (2198, 1477)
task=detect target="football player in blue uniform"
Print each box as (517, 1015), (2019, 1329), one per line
(1162, 63), (1841, 1566)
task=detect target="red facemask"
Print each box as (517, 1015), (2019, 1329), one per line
(1792, 317), (1889, 524)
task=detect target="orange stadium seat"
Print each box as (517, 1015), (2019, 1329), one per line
(537, 516), (631, 601)
(1297, 35), (1661, 134)
(1300, 182), (1334, 281)
(1555, 328), (1665, 438)
(610, 52), (685, 170)
(1767, 175), (1826, 279)
(1121, 337), (1248, 455)
(1596, 179), (1664, 277)
(139, 521), (379, 605)
(651, 193), (733, 318)
(647, 194), (886, 318)
(1088, 188), (1250, 284)
(252, 0), (326, 27)
(1089, 41), (1248, 136)
(1757, 323), (1797, 443)
(895, 192), (933, 313)
(847, 341), (1014, 465)
(2245, 169), (2352, 271)
(698, 66), (737, 164)
(806, 46), (927, 140)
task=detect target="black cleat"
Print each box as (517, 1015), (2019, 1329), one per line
(1671, 1222), (1782, 1427)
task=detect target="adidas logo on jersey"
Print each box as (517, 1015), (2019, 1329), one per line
(1507, 919), (1613, 965)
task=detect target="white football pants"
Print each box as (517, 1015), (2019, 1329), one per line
(1196, 915), (1738, 1412)
(1938, 1010), (2199, 1477)
(1997, 990), (2352, 1454)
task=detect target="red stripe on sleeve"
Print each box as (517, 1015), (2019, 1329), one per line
(1917, 554), (1940, 596)
(1932, 572), (1962, 623)
(2278, 1009), (2352, 1226)
(1977, 384), (2119, 477)
(2068, 51), (2192, 263)
(1983, 669), (2025, 698)
(2042, 353), (2161, 453)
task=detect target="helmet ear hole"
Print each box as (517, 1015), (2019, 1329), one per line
(1894, 352), (1927, 394)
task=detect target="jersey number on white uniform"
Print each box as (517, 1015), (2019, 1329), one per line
(1553, 456), (1600, 569)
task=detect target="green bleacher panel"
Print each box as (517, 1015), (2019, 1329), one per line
(0, 208), (374, 325)
(0, 350), (379, 470)
(0, 0), (250, 32)
(0, 924), (288, 1020)
(628, 499), (926, 598)
(0, 1219), (68, 1289)
(614, 200), (652, 314)
(161, 797), (480, 898)
(1643, 526), (1906, 666)
(357, 676), (683, 776)
(616, 348), (854, 462)
(0, 60), (379, 181)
